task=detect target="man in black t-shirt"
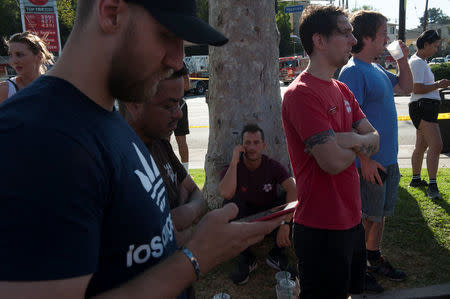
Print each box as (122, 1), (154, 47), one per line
(120, 70), (205, 299)
(119, 68), (205, 245)
(0, 1), (283, 298)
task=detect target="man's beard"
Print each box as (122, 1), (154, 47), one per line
(244, 152), (261, 162)
(108, 55), (173, 104)
(107, 22), (173, 103)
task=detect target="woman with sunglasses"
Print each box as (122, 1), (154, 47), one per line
(0, 32), (54, 104)
(408, 30), (450, 199)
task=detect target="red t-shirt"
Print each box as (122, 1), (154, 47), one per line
(282, 72), (365, 230)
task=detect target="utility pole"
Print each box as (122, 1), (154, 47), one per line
(423, 0), (429, 31)
(398, 0), (406, 41)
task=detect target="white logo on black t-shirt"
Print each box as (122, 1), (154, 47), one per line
(263, 183), (273, 192)
(163, 163), (177, 184)
(132, 143), (166, 212)
(126, 143), (175, 268)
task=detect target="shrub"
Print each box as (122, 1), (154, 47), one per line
(430, 63), (450, 81)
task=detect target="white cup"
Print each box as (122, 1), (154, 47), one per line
(387, 40), (403, 60)
(213, 293), (230, 299)
(275, 271), (291, 283)
(275, 279), (296, 299)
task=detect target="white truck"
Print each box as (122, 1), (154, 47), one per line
(183, 55), (209, 95)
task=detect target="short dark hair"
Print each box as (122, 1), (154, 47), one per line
(241, 123), (264, 142)
(350, 10), (387, 54)
(416, 30), (441, 49)
(299, 5), (347, 56)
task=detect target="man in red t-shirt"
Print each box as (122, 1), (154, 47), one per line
(218, 124), (297, 285)
(282, 5), (381, 298)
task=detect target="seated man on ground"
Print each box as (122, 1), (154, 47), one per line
(218, 124), (297, 285)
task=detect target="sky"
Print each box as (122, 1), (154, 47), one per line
(312, 0), (450, 29)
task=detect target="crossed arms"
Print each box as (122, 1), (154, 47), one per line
(306, 117), (379, 175)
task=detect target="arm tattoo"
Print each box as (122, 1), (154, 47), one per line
(352, 118), (365, 130)
(305, 129), (335, 151)
(358, 144), (377, 156)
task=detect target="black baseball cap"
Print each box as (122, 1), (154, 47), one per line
(125, 0), (228, 46)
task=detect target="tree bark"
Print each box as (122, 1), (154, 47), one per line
(204, 0), (290, 208)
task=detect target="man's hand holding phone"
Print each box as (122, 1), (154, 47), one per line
(231, 145), (245, 166)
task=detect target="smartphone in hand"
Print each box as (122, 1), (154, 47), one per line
(235, 201), (298, 223)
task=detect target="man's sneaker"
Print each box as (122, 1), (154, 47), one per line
(365, 272), (384, 294)
(368, 256), (406, 281)
(427, 184), (442, 199)
(266, 251), (288, 271)
(231, 255), (257, 285)
(409, 179), (428, 188)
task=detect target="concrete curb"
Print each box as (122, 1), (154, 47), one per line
(350, 283), (450, 299)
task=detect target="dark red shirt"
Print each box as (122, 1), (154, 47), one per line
(220, 155), (290, 208)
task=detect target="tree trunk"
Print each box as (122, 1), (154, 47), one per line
(204, 0), (290, 208)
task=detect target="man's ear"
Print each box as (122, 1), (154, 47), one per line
(361, 36), (371, 48)
(312, 33), (326, 51)
(97, 0), (127, 34)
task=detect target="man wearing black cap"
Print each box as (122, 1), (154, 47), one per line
(0, 1), (282, 298)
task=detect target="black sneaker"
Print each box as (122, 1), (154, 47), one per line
(409, 179), (428, 187)
(266, 251), (288, 271)
(365, 272), (384, 294)
(368, 256), (406, 281)
(427, 184), (442, 199)
(231, 254), (257, 285)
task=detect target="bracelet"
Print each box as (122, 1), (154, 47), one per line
(180, 246), (201, 280)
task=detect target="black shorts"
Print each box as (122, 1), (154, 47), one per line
(409, 98), (440, 129)
(293, 223), (366, 298)
(174, 100), (190, 136)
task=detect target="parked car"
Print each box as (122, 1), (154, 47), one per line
(445, 55), (450, 63)
(429, 57), (446, 65)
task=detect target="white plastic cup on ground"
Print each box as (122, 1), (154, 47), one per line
(213, 293), (230, 299)
(275, 278), (296, 299)
(387, 40), (404, 60)
(275, 271), (291, 284)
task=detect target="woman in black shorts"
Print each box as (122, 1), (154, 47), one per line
(408, 30), (450, 199)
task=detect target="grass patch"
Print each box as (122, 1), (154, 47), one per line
(190, 168), (449, 297)
(190, 169), (205, 189)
